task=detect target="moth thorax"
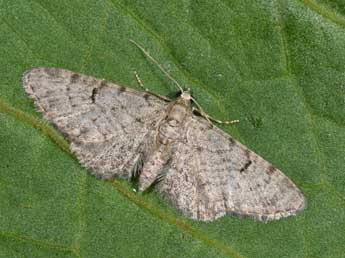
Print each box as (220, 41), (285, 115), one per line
(157, 103), (187, 145)
(167, 103), (188, 126)
(158, 122), (181, 145)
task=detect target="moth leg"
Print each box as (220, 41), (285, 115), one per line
(131, 39), (238, 124)
(133, 71), (172, 102)
(192, 106), (239, 125)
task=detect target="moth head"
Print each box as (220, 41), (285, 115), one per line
(180, 88), (192, 101)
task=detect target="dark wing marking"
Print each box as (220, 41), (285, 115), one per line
(23, 68), (167, 179)
(158, 115), (306, 221)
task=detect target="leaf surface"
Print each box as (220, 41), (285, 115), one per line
(0, 0), (344, 257)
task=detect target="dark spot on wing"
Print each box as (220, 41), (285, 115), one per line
(91, 78), (98, 85)
(207, 122), (214, 129)
(70, 73), (80, 83)
(100, 80), (108, 88)
(196, 146), (203, 152)
(267, 165), (276, 175)
(228, 137), (235, 146)
(143, 93), (150, 100)
(244, 149), (251, 159)
(44, 68), (60, 77)
(135, 117), (143, 123)
(91, 88), (98, 103)
(240, 160), (252, 173)
(82, 76), (89, 84)
(117, 86), (126, 95)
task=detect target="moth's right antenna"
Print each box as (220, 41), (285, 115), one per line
(130, 39), (184, 93)
(130, 39), (239, 125)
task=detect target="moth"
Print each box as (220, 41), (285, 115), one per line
(22, 46), (305, 222)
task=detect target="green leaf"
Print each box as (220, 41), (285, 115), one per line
(1, 0), (344, 257)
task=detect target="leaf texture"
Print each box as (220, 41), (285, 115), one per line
(0, 0), (344, 257)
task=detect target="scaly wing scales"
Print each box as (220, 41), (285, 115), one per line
(158, 115), (306, 221)
(23, 68), (167, 179)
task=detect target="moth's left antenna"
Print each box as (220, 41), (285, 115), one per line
(130, 39), (184, 93)
(130, 39), (239, 125)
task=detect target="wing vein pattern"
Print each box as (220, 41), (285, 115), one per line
(23, 68), (167, 179)
(158, 115), (306, 221)
(23, 67), (306, 222)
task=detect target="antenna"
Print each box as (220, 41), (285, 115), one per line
(130, 39), (184, 93)
(130, 39), (239, 125)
